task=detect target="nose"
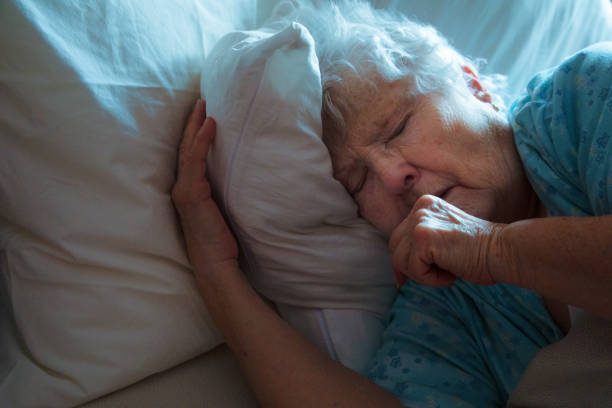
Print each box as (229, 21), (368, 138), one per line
(369, 151), (419, 195)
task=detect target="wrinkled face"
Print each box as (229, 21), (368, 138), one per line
(327, 76), (531, 236)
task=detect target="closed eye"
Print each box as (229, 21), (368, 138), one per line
(385, 113), (410, 146)
(349, 168), (368, 197)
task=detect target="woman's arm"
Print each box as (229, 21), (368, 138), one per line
(389, 195), (612, 321)
(195, 261), (403, 408)
(489, 215), (612, 321)
(172, 100), (403, 408)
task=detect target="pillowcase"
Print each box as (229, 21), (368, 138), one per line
(0, 0), (257, 407)
(201, 21), (396, 372)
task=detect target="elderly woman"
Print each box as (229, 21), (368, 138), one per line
(171, 3), (612, 407)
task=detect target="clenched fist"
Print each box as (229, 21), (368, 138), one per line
(390, 195), (505, 288)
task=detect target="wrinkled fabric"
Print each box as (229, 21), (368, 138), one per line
(0, 1), (256, 407)
(368, 281), (562, 407)
(510, 42), (612, 217)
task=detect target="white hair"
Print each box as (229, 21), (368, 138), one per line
(267, 0), (507, 145)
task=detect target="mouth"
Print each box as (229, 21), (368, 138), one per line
(436, 186), (454, 200)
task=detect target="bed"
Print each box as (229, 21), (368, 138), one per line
(1, 1), (611, 407)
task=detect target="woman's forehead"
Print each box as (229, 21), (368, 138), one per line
(340, 76), (399, 113)
(343, 79), (414, 138)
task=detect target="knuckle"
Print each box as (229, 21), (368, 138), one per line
(178, 145), (191, 161)
(414, 208), (429, 219)
(414, 194), (436, 209)
(171, 185), (190, 207)
(412, 223), (432, 242)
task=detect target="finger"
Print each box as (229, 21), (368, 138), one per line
(389, 210), (419, 287)
(389, 197), (431, 253)
(394, 268), (407, 289)
(193, 116), (216, 162)
(424, 266), (456, 287)
(407, 234), (456, 287)
(390, 233), (413, 286)
(181, 117), (216, 186)
(182, 99), (207, 151)
(388, 225), (402, 254)
(389, 215), (414, 254)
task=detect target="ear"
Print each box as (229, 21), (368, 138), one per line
(461, 66), (492, 104)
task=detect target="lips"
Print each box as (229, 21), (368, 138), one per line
(437, 186), (453, 200)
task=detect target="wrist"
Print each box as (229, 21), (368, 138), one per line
(486, 223), (519, 285)
(192, 258), (245, 300)
(192, 256), (241, 281)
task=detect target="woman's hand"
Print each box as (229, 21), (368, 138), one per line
(172, 100), (238, 275)
(389, 195), (504, 288)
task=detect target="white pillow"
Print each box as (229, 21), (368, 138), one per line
(0, 1), (257, 407)
(201, 22), (396, 372)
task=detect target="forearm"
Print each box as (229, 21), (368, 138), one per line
(491, 215), (612, 320)
(194, 261), (403, 408)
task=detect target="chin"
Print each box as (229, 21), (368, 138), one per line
(445, 188), (498, 221)
(361, 209), (399, 237)
(377, 220), (398, 238)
